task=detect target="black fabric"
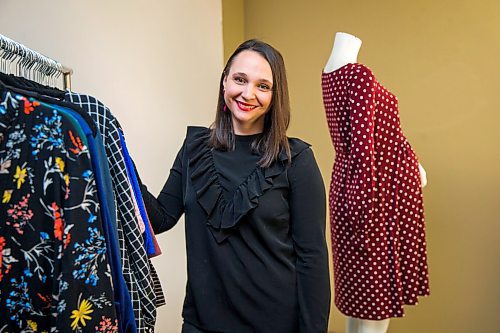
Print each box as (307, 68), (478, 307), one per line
(211, 133), (261, 197)
(181, 321), (219, 333)
(0, 73), (162, 330)
(0, 87), (117, 331)
(0, 74), (97, 136)
(64, 92), (157, 332)
(0, 72), (66, 99)
(141, 126), (331, 333)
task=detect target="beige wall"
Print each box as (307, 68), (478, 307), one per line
(240, 0), (500, 332)
(0, 1), (223, 332)
(222, 0), (245, 62)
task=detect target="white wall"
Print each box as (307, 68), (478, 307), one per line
(0, 1), (223, 331)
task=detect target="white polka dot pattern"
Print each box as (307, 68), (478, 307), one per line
(321, 63), (430, 320)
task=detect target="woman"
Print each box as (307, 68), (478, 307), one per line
(141, 39), (330, 333)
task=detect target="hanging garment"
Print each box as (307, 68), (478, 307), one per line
(0, 73), (163, 328)
(64, 92), (161, 331)
(322, 63), (430, 320)
(1, 73), (163, 267)
(0, 88), (118, 332)
(0, 73), (137, 331)
(118, 130), (158, 257)
(130, 161), (165, 306)
(45, 102), (137, 333)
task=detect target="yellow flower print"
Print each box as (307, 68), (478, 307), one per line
(55, 157), (65, 172)
(13, 165), (27, 189)
(64, 174), (70, 187)
(70, 299), (94, 330)
(2, 190), (12, 203)
(27, 320), (38, 331)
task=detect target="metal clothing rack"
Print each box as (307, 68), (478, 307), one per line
(0, 34), (73, 90)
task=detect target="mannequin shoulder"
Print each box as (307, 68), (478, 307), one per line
(347, 64), (378, 88)
(324, 63), (376, 83)
(349, 63), (375, 77)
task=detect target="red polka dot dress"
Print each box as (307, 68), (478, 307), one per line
(321, 63), (429, 320)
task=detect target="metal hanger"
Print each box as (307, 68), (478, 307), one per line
(0, 34), (73, 90)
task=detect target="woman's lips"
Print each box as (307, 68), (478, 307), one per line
(236, 101), (257, 112)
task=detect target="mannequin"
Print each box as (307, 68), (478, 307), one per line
(324, 32), (428, 187)
(323, 32), (429, 333)
(346, 317), (391, 333)
(324, 32), (362, 73)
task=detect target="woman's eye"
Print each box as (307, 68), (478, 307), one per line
(234, 76), (245, 84)
(259, 84), (271, 90)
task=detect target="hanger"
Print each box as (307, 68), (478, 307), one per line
(0, 77), (98, 137)
(0, 34), (72, 90)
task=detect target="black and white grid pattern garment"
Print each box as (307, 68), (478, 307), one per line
(65, 91), (162, 332)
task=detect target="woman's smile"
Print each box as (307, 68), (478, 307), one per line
(223, 50), (273, 134)
(236, 100), (258, 112)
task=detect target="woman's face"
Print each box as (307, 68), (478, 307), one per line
(223, 50), (273, 135)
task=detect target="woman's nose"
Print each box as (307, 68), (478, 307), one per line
(241, 85), (255, 100)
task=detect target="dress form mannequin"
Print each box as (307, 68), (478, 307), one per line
(346, 317), (391, 333)
(324, 32), (362, 73)
(324, 32), (428, 188)
(324, 32), (429, 333)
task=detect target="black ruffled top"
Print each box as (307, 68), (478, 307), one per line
(141, 126), (330, 333)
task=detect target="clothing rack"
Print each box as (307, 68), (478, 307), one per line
(0, 34), (73, 90)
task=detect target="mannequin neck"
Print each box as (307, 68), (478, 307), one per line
(324, 32), (362, 73)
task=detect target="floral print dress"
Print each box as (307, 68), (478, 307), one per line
(0, 89), (118, 332)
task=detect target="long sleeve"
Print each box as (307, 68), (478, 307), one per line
(347, 66), (376, 251)
(140, 143), (185, 234)
(288, 147), (331, 333)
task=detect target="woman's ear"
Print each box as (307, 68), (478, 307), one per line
(222, 75), (227, 91)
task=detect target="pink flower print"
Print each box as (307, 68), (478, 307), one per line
(6, 195), (34, 234)
(95, 316), (119, 333)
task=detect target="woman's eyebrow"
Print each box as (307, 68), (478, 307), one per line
(232, 72), (272, 85)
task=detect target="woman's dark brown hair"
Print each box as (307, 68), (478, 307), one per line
(209, 39), (291, 167)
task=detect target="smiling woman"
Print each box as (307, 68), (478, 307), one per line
(211, 39), (291, 168)
(140, 39), (332, 332)
(223, 50), (273, 135)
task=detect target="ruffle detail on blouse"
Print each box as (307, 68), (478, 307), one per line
(185, 126), (309, 243)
